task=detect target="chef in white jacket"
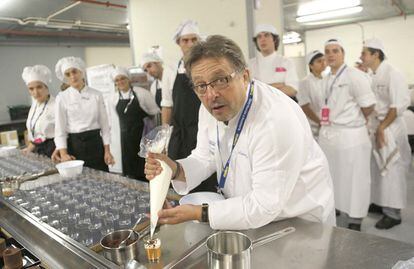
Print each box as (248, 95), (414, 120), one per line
(21, 65), (56, 158)
(54, 56), (114, 171)
(141, 51), (164, 109)
(319, 39), (376, 231)
(360, 38), (411, 229)
(145, 35), (335, 230)
(297, 50), (326, 138)
(248, 24), (299, 100)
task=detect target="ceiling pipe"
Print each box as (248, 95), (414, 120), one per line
(0, 16), (127, 33)
(391, 0), (407, 19)
(0, 29), (128, 40)
(47, 1), (82, 21)
(76, 0), (127, 9)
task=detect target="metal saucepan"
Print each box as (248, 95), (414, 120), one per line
(206, 227), (295, 269)
(100, 229), (141, 266)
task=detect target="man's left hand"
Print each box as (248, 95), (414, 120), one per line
(104, 151), (115, 165)
(157, 201), (202, 225)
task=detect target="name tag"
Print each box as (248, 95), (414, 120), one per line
(275, 67), (286, 72)
(320, 106), (330, 125)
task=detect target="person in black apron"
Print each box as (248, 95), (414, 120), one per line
(168, 61), (217, 192)
(161, 20), (217, 192)
(54, 56), (114, 171)
(112, 67), (160, 180)
(22, 65), (56, 158)
(142, 51), (164, 109)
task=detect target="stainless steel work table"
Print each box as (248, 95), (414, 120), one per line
(138, 218), (414, 269)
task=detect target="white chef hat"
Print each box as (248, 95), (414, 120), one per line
(141, 51), (163, 67)
(364, 37), (385, 53)
(55, 56), (86, 82)
(324, 38), (344, 49)
(254, 24), (278, 37)
(21, 65), (52, 86)
(173, 20), (200, 42)
(306, 50), (324, 65)
(111, 66), (129, 82)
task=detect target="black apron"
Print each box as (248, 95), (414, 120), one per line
(116, 89), (148, 180)
(67, 129), (108, 172)
(168, 61), (217, 192)
(33, 139), (55, 158)
(155, 80), (162, 109)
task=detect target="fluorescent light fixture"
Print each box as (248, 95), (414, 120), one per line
(297, 0), (360, 16)
(283, 31), (302, 44)
(296, 6), (363, 23)
(283, 37), (302, 44)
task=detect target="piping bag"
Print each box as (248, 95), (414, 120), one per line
(139, 125), (173, 238)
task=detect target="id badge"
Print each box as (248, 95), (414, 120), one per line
(320, 106), (330, 125)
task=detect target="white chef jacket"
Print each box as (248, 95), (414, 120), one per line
(109, 87), (160, 117)
(297, 73), (324, 131)
(161, 59), (186, 108)
(371, 61), (410, 120)
(150, 79), (162, 100)
(322, 64), (376, 127)
(248, 52), (299, 90)
(369, 61), (411, 209)
(54, 86), (111, 150)
(172, 80), (335, 230)
(26, 95), (56, 142)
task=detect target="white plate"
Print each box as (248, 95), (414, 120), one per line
(179, 192), (225, 205)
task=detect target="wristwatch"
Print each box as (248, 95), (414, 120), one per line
(201, 203), (209, 223)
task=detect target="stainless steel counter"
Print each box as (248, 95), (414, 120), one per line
(137, 218), (414, 269)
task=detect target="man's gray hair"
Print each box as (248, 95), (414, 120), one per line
(184, 35), (247, 79)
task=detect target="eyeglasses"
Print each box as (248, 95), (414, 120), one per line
(192, 72), (236, 96)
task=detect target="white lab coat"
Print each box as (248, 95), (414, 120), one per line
(318, 65), (376, 218)
(297, 73), (324, 137)
(54, 86), (111, 150)
(368, 61), (411, 209)
(26, 95), (55, 142)
(248, 51), (299, 90)
(172, 80), (335, 230)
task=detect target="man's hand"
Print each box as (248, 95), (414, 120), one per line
(104, 151), (115, 165)
(157, 201), (202, 224)
(57, 149), (76, 163)
(376, 127), (386, 148)
(144, 152), (176, 180)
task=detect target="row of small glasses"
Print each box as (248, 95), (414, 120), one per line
(7, 177), (150, 246)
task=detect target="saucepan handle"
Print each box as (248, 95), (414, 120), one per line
(251, 226), (296, 249)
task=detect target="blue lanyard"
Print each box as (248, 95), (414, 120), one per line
(325, 64), (347, 105)
(216, 81), (255, 190)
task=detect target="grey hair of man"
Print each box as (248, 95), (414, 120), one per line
(184, 35), (247, 80)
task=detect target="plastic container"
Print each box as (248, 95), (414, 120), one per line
(56, 160), (84, 178)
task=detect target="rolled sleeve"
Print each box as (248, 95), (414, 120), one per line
(98, 93), (111, 145)
(161, 67), (175, 107)
(54, 94), (68, 149)
(297, 79), (311, 106)
(135, 87), (160, 116)
(351, 70), (376, 108)
(208, 105), (307, 230)
(389, 69), (410, 116)
(284, 59), (299, 90)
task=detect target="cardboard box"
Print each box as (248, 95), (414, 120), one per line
(0, 130), (19, 146)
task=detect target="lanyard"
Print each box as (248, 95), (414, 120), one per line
(119, 89), (134, 114)
(325, 65), (347, 105)
(30, 97), (49, 138)
(216, 81), (255, 190)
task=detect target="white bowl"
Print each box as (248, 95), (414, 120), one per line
(179, 192), (225, 206)
(56, 160), (84, 178)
